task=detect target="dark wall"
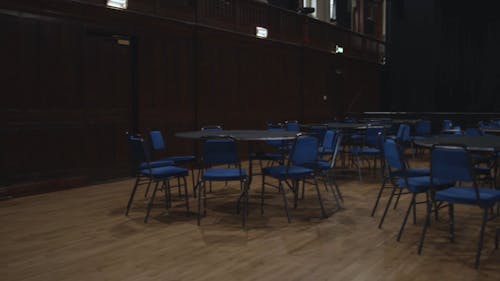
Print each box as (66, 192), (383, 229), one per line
(385, 0), (500, 112)
(0, 0), (383, 197)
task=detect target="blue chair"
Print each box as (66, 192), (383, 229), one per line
(310, 125), (328, 146)
(417, 145), (500, 268)
(250, 126), (287, 175)
(318, 130), (336, 156)
(414, 120), (432, 137)
(127, 135), (189, 223)
(261, 134), (324, 222)
(411, 120), (432, 156)
(148, 130), (196, 196)
(375, 140), (455, 242)
(305, 132), (344, 209)
(442, 119), (453, 130)
(285, 120), (300, 132)
(125, 132), (175, 215)
(464, 128), (483, 136)
(349, 127), (385, 180)
(372, 139), (432, 220)
(196, 136), (249, 227)
(388, 123), (411, 147)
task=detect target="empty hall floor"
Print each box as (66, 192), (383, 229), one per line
(2, 167), (500, 281)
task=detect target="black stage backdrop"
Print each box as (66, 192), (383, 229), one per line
(384, 0), (500, 112)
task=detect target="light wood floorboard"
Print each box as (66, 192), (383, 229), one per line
(1, 162), (500, 281)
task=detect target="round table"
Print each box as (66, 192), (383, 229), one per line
(300, 122), (391, 130)
(413, 136), (500, 152)
(176, 130), (299, 185)
(481, 128), (500, 135)
(175, 130), (298, 141)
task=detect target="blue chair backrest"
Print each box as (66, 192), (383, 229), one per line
(442, 120), (453, 130)
(321, 130), (336, 151)
(202, 137), (239, 166)
(415, 120), (431, 136)
(311, 125), (328, 145)
(267, 122), (283, 129)
(396, 124), (410, 142)
(149, 130), (166, 151)
(431, 145), (473, 183)
(286, 120), (300, 132)
(383, 139), (404, 172)
(290, 135), (318, 166)
(266, 126), (287, 147)
(465, 128), (482, 136)
(127, 134), (151, 168)
(365, 127), (385, 147)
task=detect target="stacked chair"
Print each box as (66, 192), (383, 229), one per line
(349, 127), (385, 180)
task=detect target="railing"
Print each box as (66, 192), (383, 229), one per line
(75, 0), (384, 63)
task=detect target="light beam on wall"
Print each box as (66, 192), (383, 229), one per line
(107, 0), (128, 9)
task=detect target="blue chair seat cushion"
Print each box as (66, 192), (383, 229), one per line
(303, 159), (331, 171)
(203, 168), (247, 181)
(436, 187), (500, 207)
(140, 166), (188, 178)
(392, 168), (430, 177)
(139, 159), (174, 169)
(350, 147), (380, 155)
(397, 176), (454, 193)
(262, 165), (314, 179)
(164, 155), (196, 164)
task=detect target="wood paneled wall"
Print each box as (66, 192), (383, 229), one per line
(0, 0), (383, 197)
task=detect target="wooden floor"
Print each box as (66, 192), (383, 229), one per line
(2, 162), (500, 281)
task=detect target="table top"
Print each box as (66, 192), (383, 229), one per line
(360, 118), (421, 124)
(175, 130), (299, 141)
(413, 136), (500, 152)
(301, 122), (391, 130)
(481, 128), (500, 134)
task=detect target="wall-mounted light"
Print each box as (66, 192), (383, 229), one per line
(335, 44), (344, 54)
(256, 27), (268, 39)
(107, 0), (127, 9)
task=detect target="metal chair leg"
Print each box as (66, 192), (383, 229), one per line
(325, 173), (341, 210)
(197, 181), (203, 226)
(177, 177), (182, 197)
(279, 181), (291, 223)
(378, 186), (397, 229)
(313, 177), (327, 218)
(475, 208), (489, 269)
(449, 203), (455, 242)
(397, 193), (416, 242)
(182, 177), (190, 214)
(371, 177), (387, 217)
(163, 181), (170, 210)
(393, 188), (403, 210)
(261, 175), (265, 215)
(126, 177), (141, 216)
(144, 181), (160, 223)
(418, 198), (433, 255)
(144, 178), (152, 198)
